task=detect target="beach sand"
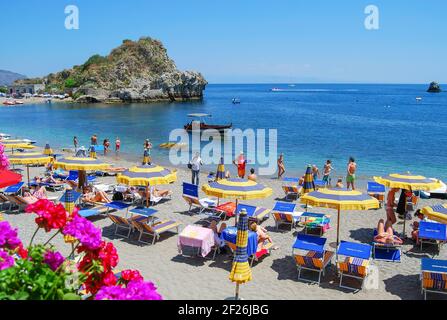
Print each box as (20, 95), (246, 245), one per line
(0, 97), (73, 106)
(2, 147), (446, 300)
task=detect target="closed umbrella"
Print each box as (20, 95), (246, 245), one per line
(216, 157), (225, 181)
(302, 165), (315, 195)
(43, 143), (53, 156)
(301, 188), (379, 247)
(229, 208), (252, 300)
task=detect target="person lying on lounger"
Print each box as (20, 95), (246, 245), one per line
(150, 186), (172, 198)
(29, 185), (48, 200)
(82, 186), (112, 204)
(250, 222), (279, 250)
(34, 176), (63, 185)
(411, 209), (435, 244)
(374, 219), (403, 245)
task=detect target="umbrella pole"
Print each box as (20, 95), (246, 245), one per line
(27, 165), (30, 185)
(146, 185), (150, 208)
(235, 284), (240, 300)
(234, 199), (239, 226)
(336, 207), (341, 248)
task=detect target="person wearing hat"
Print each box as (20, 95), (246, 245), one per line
(233, 151), (248, 179)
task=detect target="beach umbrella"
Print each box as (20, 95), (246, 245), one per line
(0, 170), (22, 188)
(43, 143), (53, 156)
(374, 173), (442, 191)
(53, 157), (111, 191)
(374, 173), (443, 235)
(229, 208), (252, 300)
(300, 188), (379, 247)
(202, 178), (272, 223)
(421, 204), (447, 225)
(216, 157), (225, 181)
(116, 164), (177, 207)
(8, 152), (52, 184)
(0, 141), (35, 154)
(302, 165), (315, 195)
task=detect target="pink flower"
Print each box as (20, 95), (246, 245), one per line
(62, 215), (102, 250)
(120, 270), (143, 283)
(43, 250), (65, 271)
(0, 221), (22, 251)
(26, 200), (69, 232)
(95, 280), (163, 300)
(0, 249), (14, 271)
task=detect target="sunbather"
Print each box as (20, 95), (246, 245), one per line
(374, 219), (403, 245)
(150, 186), (172, 198)
(82, 186), (112, 204)
(34, 175), (62, 185)
(209, 221), (227, 248)
(250, 222), (278, 250)
(411, 209), (434, 244)
(30, 186), (48, 200)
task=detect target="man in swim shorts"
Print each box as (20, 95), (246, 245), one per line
(346, 157), (357, 190)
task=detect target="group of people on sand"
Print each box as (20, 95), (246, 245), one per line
(73, 135), (122, 157)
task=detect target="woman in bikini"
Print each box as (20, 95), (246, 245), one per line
(82, 186), (112, 204)
(374, 219), (403, 245)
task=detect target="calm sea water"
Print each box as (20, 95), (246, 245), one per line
(1, 84), (447, 181)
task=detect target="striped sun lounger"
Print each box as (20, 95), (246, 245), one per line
(236, 204), (271, 224)
(421, 258), (447, 300)
(419, 221), (447, 252)
(292, 235), (334, 286)
(272, 202), (299, 231)
(132, 219), (181, 245)
(337, 241), (372, 291)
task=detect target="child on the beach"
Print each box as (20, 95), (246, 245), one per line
(277, 154), (285, 179)
(115, 137), (121, 155)
(250, 222), (278, 250)
(335, 178), (344, 188)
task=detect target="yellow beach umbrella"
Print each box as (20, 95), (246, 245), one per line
(54, 157), (111, 191)
(421, 204), (447, 225)
(0, 141), (35, 154)
(202, 178), (272, 223)
(9, 152), (52, 183)
(229, 208), (252, 300)
(301, 188), (379, 247)
(117, 164), (177, 207)
(374, 173), (442, 191)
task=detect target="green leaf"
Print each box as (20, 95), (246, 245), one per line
(63, 293), (82, 300)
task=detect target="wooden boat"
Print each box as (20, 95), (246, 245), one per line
(3, 100), (16, 106)
(184, 114), (232, 133)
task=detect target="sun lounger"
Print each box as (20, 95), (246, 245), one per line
(103, 201), (131, 215)
(314, 180), (326, 189)
(419, 221), (447, 252)
(131, 219), (181, 245)
(372, 229), (401, 262)
(149, 187), (172, 206)
(5, 194), (37, 212)
(107, 213), (148, 238)
(272, 202), (302, 231)
(182, 183), (217, 214)
(300, 212), (331, 236)
(236, 203), (271, 224)
(79, 206), (110, 218)
(367, 182), (386, 208)
(337, 241), (372, 291)
(292, 234), (334, 286)
(421, 258), (447, 300)
(4, 182), (25, 195)
(226, 238), (273, 267)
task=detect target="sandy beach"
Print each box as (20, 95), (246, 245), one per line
(1, 145), (446, 301)
(0, 97), (73, 106)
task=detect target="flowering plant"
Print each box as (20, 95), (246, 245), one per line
(0, 200), (162, 300)
(0, 143), (9, 170)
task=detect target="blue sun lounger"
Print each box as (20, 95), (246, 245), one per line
(4, 182), (25, 195)
(337, 241), (372, 291)
(372, 229), (401, 263)
(292, 234), (334, 286)
(421, 258), (447, 300)
(272, 202), (300, 231)
(419, 221), (447, 252)
(236, 203), (271, 224)
(368, 182), (386, 207)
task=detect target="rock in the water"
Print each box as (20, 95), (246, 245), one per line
(427, 81), (442, 93)
(17, 37), (207, 103)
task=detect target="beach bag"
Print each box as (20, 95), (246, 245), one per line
(187, 163), (192, 170)
(113, 192), (124, 201)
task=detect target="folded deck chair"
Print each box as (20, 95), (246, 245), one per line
(182, 183), (216, 215)
(131, 219), (181, 245)
(236, 203), (271, 224)
(421, 258), (447, 300)
(367, 182), (386, 208)
(419, 221), (447, 252)
(0, 193), (11, 210)
(272, 202), (301, 231)
(372, 229), (401, 262)
(337, 241), (372, 291)
(5, 194), (37, 212)
(292, 234), (334, 285)
(300, 212), (331, 236)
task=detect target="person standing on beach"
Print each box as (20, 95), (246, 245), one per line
(103, 139), (110, 156)
(91, 134), (98, 146)
(312, 165), (320, 180)
(233, 152), (248, 179)
(142, 148), (151, 165)
(346, 157), (357, 190)
(115, 137), (121, 155)
(189, 152), (203, 185)
(322, 160), (335, 187)
(73, 136), (79, 152)
(386, 188), (399, 225)
(277, 154), (285, 179)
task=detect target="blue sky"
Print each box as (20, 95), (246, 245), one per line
(1, 0), (446, 83)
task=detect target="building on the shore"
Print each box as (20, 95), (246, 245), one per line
(7, 83), (45, 95)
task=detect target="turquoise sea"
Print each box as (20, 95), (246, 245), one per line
(1, 84), (446, 182)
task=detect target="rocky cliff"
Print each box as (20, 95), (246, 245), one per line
(427, 81), (442, 93)
(18, 37), (207, 103)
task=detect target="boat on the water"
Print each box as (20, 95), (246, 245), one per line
(232, 98), (241, 104)
(271, 88), (282, 92)
(3, 99), (16, 106)
(416, 97), (422, 101)
(184, 113), (232, 133)
(14, 100), (24, 105)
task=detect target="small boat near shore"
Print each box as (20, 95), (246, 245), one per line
(184, 113), (232, 134)
(3, 99), (16, 106)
